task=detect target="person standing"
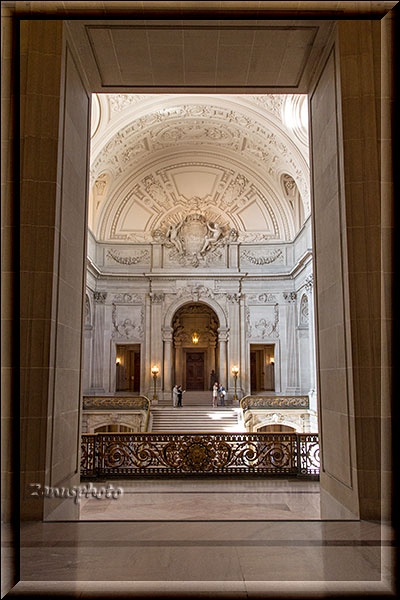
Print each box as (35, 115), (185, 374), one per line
(218, 384), (226, 407)
(209, 369), (217, 390)
(177, 385), (185, 407)
(172, 384), (179, 408)
(212, 382), (218, 408)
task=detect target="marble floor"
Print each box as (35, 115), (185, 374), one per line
(78, 478), (322, 521)
(4, 479), (396, 598)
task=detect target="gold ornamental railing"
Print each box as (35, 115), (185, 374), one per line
(82, 396), (151, 432)
(240, 395), (310, 411)
(80, 432), (319, 479)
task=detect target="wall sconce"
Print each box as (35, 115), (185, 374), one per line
(231, 365), (239, 402)
(151, 365), (159, 401)
(192, 332), (199, 344)
(270, 357), (275, 365)
(116, 357), (121, 365)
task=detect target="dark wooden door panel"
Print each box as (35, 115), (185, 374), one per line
(186, 352), (205, 390)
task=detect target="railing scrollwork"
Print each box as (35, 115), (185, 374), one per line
(81, 432), (319, 479)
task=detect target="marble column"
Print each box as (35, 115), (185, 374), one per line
(227, 295), (240, 400)
(283, 292), (300, 394)
(91, 292), (107, 391)
(143, 294), (152, 394)
(175, 342), (183, 387)
(150, 293), (164, 402)
(162, 326), (174, 395)
(218, 327), (229, 390)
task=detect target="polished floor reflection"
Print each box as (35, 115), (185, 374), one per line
(79, 478), (321, 521)
(11, 518), (394, 598)
(9, 479), (395, 598)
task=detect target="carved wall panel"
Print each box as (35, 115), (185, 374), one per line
(103, 245), (151, 267)
(240, 246), (286, 267)
(111, 304), (144, 340)
(247, 305), (280, 339)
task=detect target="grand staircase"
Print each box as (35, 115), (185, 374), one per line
(150, 406), (244, 432)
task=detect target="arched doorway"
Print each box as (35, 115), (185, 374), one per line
(172, 303), (219, 391)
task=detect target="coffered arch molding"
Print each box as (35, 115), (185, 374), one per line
(164, 298), (227, 331)
(95, 149), (294, 241)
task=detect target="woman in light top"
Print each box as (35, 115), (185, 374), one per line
(212, 382), (219, 408)
(172, 384), (179, 408)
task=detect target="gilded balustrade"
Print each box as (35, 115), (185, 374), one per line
(80, 432), (319, 479)
(240, 395), (310, 411)
(82, 396), (151, 432)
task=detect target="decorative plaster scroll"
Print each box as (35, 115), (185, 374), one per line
(241, 248), (284, 265)
(106, 248), (150, 265)
(176, 284), (215, 301)
(239, 233), (277, 242)
(300, 294), (309, 325)
(247, 293), (278, 304)
(112, 293), (142, 304)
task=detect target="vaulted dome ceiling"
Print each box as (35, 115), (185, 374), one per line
(89, 93), (309, 242)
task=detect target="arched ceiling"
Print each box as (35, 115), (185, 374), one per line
(89, 93), (309, 242)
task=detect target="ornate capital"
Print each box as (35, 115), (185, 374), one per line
(283, 292), (297, 303)
(217, 327), (229, 342)
(162, 326), (174, 342)
(94, 291), (107, 304)
(150, 292), (165, 304)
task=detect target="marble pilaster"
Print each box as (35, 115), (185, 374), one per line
(91, 292), (107, 391)
(283, 292), (300, 394)
(218, 327), (229, 390)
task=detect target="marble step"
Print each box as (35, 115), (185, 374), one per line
(150, 407), (242, 432)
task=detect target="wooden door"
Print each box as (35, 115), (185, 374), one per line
(186, 352), (205, 390)
(250, 351), (257, 393)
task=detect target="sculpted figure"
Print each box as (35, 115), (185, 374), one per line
(200, 221), (222, 255)
(167, 223), (183, 254)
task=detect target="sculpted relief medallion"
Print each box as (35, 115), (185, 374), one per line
(153, 210), (238, 268)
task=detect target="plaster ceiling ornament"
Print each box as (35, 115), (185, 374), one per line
(249, 95), (285, 120)
(108, 94), (150, 112)
(106, 248), (150, 265)
(240, 248), (284, 265)
(153, 212), (238, 268)
(90, 99), (310, 221)
(100, 160), (286, 242)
